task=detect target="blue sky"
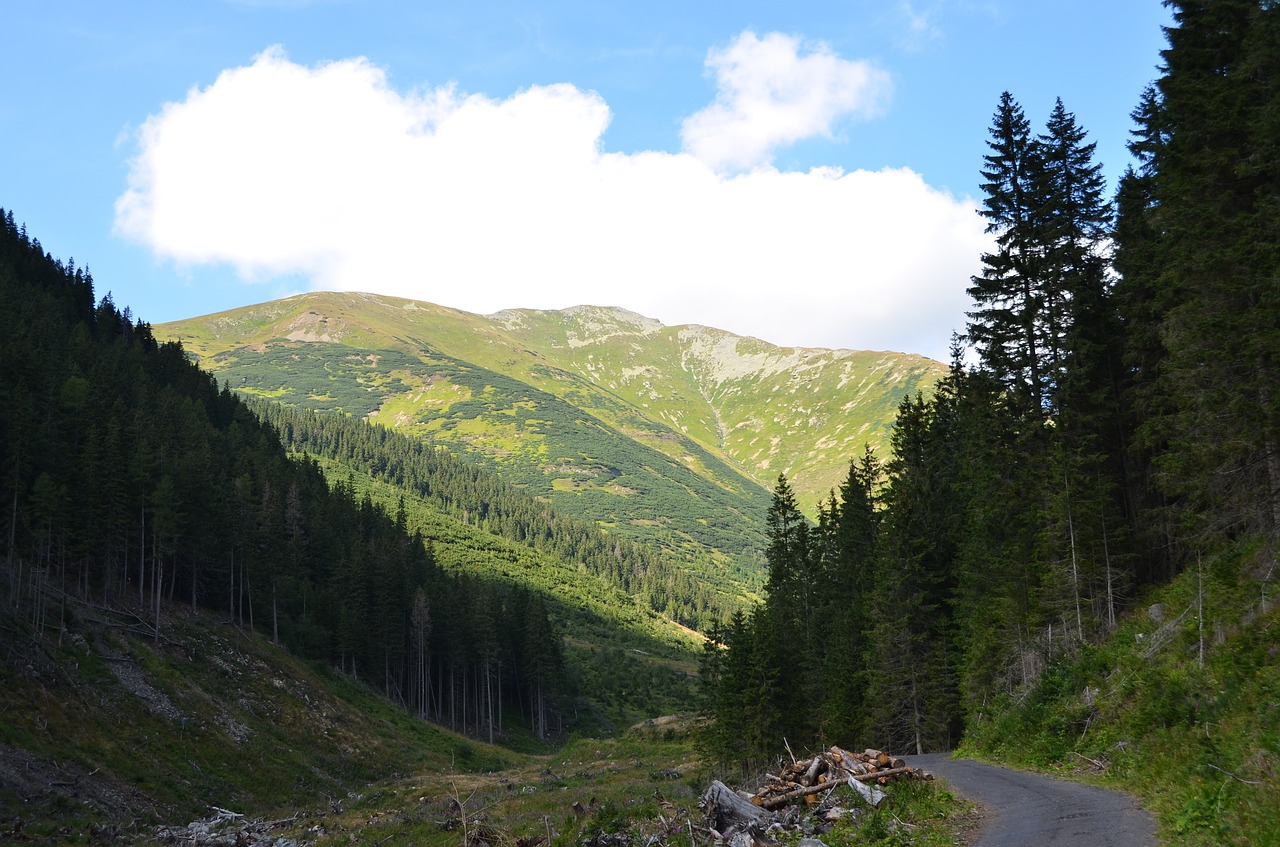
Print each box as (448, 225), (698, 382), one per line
(1, 1), (1170, 360)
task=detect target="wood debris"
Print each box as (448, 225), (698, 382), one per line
(749, 747), (931, 811)
(700, 746), (933, 845)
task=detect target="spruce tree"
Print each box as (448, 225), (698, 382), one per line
(1115, 0), (1280, 543)
(967, 92), (1045, 412)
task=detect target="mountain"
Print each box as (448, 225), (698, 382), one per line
(0, 207), (699, 755)
(159, 293), (945, 569)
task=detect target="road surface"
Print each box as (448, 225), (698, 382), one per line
(906, 754), (1157, 846)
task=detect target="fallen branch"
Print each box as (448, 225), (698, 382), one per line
(757, 769), (911, 811)
(1207, 763), (1263, 785)
(1070, 751), (1106, 770)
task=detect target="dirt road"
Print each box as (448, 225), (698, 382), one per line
(906, 754), (1157, 846)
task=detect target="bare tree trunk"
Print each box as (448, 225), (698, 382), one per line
(1258, 381), (1280, 533)
(7, 476), (18, 603)
(154, 558), (162, 644)
(139, 503), (145, 607)
(485, 656), (494, 744)
(1065, 474), (1083, 638)
(1101, 508), (1116, 630)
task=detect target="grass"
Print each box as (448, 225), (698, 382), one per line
(262, 727), (973, 847)
(156, 291), (944, 522)
(959, 535), (1280, 846)
(0, 592), (971, 847)
(0, 599), (467, 842)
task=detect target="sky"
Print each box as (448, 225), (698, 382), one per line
(1, 1), (1171, 362)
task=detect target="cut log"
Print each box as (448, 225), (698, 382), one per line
(801, 755), (826, 786)
(759, 779), (848, 810)
(703, 781), (775, 832)
(832, 748), (870, 776)
(857, 766), (913, 782)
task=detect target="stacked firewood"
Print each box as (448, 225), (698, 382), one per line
(748, 746), (931, 810)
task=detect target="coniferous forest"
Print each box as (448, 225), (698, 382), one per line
(700, 0), (1280, 766)
(0, 210), (570, 742)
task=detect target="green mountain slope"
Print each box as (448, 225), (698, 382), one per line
(159, 293), (944, 544)
(0, 207), (696, 751)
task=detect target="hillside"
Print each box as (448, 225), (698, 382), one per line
(0, 599), (483, 836)
(0, 207), (703, 758)
(961, 540), (1280, 845)
(159, 293), (944, 527)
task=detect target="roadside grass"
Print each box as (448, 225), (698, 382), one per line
(960, 535), (1280, 846)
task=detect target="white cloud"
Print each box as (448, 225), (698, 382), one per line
(680, 31), (892, 172)
(898, 3), (945, 52)
(115, 42), (989, 361)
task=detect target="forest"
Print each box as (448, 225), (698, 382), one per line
(253, 397), (755, 632)
(0, 212), (574, 741)
(700, 0), (1280, 768)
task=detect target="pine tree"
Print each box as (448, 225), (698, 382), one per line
(1133, 0), (1280, 540)
(967, 92), (1045, 412)
(968, 94), (1112, 417)
(866, 392), (961, 753)
(815, 448), (881, 744)
(761, 474), (818, 742)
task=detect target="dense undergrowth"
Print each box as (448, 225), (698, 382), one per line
(961, 537), (1280, 846)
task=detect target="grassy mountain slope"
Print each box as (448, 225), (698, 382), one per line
(162, 295), (773, 586)
(481, 305), (943, 512)
(160, 293), (944, 525)
(961, 538), (1279, 846)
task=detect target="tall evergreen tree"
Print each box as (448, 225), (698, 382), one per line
(968, 94), (1112, 417)
(967, 92), (1045, 412)
(1117, 0), (1280, 542)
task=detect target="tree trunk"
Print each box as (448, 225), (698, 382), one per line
(272, 577), (279, 646)
(139, 503), (145, 606)
(702, 781), (774, 832)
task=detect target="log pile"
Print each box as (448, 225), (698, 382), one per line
(749, 747), (932, 811)
(747, 752), (931, 813)
(700, 747), (932, 846)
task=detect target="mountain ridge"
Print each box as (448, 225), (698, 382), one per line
(162, 292), (945, 521)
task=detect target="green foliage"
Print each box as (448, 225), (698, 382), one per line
(962, 543), (1280, 846)
(1113, 0), (1280, 553)
(0, 600), (465, 834)
(259, 399), (749, 632)
(160, 296), (944, 524)
(184, 324), (778, 568)
(816, 781), (970, 847)
(0, 210), (655, 749)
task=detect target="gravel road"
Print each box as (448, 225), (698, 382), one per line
(905, 754), (1157, 846)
